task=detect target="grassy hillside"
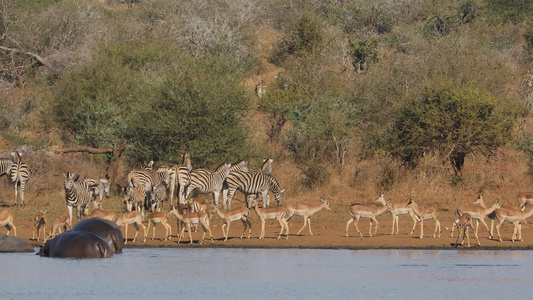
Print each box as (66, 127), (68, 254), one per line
(1, 0), (533, 223)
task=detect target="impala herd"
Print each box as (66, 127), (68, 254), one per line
(2, 191), (533, 247)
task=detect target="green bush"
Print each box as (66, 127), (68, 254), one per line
(385, 84), (516, 173)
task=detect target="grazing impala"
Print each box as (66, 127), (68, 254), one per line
(168, 206), (213, 244)
(146, 212), (172, 241)
(33, 209), (47, 241)
(115, 211), (147, 244)
(213, 205), (251, 241)
(0, 208), (16, 236)
(251, 200), (289, 240)
(285, 198), (331, 236)
(492, 205), (533, 242)
(82, 208), (116, 221)
(345, 195), (389, 237)
(406, 199), (441, 239)
(451, 195), (499, 241)
(375, 196), (419, 235)
(453, 212), (478, 247)
(48, 212), (71, 238)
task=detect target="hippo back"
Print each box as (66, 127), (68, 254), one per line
(72, 218), (124, 253)
(39, 231), (112, 258)
(0, 234), (33, 253)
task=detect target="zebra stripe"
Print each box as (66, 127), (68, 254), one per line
(221, 160), (250, 209)
(224, 171), (284, 209)
(185, 162), (231, 206)
(0, 157), (12, 176)
(124, 186), (146, 215)
(9, 151), (29, 206)
(127, 168), (170, 192)
(64, 172), (93, 225)
(84, 177), (110, 209)
(148, 184), (169, 212)
(172, 153), (192, 205)
(261, 158), (273, 175)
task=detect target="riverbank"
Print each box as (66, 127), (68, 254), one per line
(19, 216), (533, 250)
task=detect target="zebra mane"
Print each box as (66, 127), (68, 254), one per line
(214, 162), (231, 172)
(230, 160), (249, 172)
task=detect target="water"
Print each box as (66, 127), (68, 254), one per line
(1, 248), (532, 299)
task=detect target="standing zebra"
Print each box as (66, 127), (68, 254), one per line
(9, 151), (29, 206)
(221, 160), (250, 209)
(127, 167), (170, 195)
(185, 162), (232, 206)
(260, 158), (274, 176)
(83, 177), (110, 209)
(124, 186), (146, 216)
(64, 172), (93, 225)
(172, 153), (192, 205)
(224, 171), (285, 209)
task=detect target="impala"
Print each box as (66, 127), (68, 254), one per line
(168, 206), (213, 244)
(375, 196), (419, 235)
(406, 199), (441, 239)
(213, 205), (251, 241)
(188, 197), (208, 212)
(517, 192), (533, 210)
(251, 200), (289, 240)
(48, 212), (71, 238)
(345, 195), (388, 237)
(0, 208), (16, 236)
(32, 209), (47, 241)
(451, 195), (499, 241)
(146, 212), (172, 241)
(492, 206), (533, 242)
(453, 212), (478, 248)
(115, 211), (147, 244)
(82, 208), (116, 221)
(285, 198), (331, 236)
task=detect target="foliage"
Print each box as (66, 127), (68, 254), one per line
(347, 38), (380, 71)
(525, 25), (533, 61)
(125, 53), (252, 167)
(484, 0), (533, 23)
(384, 84), (516, 173)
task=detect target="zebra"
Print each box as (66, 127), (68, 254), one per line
(147, 184), (169, 212)
(64, 172), (93, 225)
(83, 177), (110, 209)
(221, 160), (250, 209)
(260, 157), (274, 176)
(224, 171), (285, 209)
(124, 185), (146, 217)
(126, 167), (171, 202)
(9, 151), (29, 206)
(171, 153), (192, 205)
(185, 162), (232, 206)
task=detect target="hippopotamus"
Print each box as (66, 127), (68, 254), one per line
(39, 231), (112, 258)
(0, 234), (33, 253)
(71, 218), (124, 253)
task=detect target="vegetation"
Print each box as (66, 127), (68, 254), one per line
(1, 0), (533, 205)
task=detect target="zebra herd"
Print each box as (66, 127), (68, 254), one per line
(64, 154), (284, 225)
(0, 151), (29, 206)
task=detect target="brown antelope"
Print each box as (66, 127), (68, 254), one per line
(213, 205), (251, 241)
(146, 211), (172, 241)
(251, 200), (289, 240)
(48, 212), (71, 238)
(345, 195), (389, 237)
(492, 206), (533, 242)
(375, 196), (419, 235)
(115, 211), (147, 244)
(0, 208), (16, 236)
(451, 195), (500, 241)
(188, 197), (208, 212)
(406, 199), (441, 239)
(32, 209), (47, 241)
(82, 208), (116, 221)
(285, 198), (331, 236)
(453, 212), (478, 247)
(168, 206), (213, 244)
(517, 192), (533, 210)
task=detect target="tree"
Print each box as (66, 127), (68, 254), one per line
(385, 84), (515, 174)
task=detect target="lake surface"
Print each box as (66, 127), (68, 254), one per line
(2, 248), (532, 299)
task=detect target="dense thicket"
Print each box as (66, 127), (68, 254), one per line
(1, 0), (532, 180)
